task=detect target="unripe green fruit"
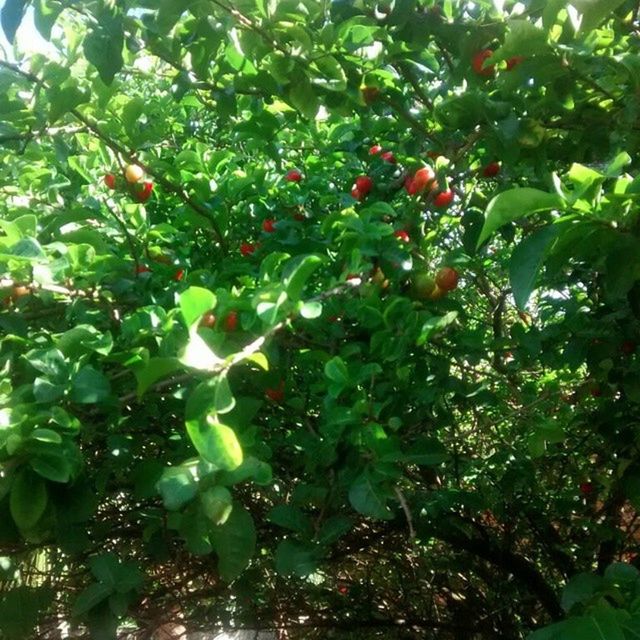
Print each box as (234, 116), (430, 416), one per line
(200, 486), (233, 525)
(411, 273), (437, 300)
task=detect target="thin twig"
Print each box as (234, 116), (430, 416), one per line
(394, 487), (416, 540)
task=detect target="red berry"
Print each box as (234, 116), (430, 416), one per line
(337, 585), (349, 595)
(362, 86), (380, 104)
(351, 187), (363, 201)
(435, 266), (459, 291)
(355, 175), (373, 195)
(405, 175), (422, 196)
(240, 242), (256, 256)
(346, 273), (360, 281)
(104, 173), (116, 189)
(380, 151), (396, 164)
(394, 230), (410, 243)
(580, 481), (594, 495)
(173, 268), (184, 282)
(413, 166), (436, 193)
(472, 49), (495, 77)
(369, 144), (382, 155)
(135, 264), (151, 274)
(224, 311), (238, 332)
(433, 189), (454, 208)
(263, 218), (276, 233)
(200, 312), (216, 328)
(135, 181), (153, 203)
(265, 380), (285, 403)
(285, 169), (302, 182)
(482, 162), (501, 178)
(621, 340), (636, 355)
(506, 55), (525, 71)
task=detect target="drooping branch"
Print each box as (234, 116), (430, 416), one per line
(0, 59), (227, 250)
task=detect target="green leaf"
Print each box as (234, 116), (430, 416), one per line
(572, 0), (626, 33)
(30, 453), (72, 483)
(217, 456), (273, 486)
(348, 471), (393, 520)
(311, 55), (347, 91)
(180, 333), (223, 371)
(283, 254), (323, 302)
(134, 357), (182, 398)
(510, 225), (559, 310)
(275, 539), (320, 577)
(288, 76), (319, 119)
(83, 25), (124, 85)
(561, 572), (603, 612)
(477, 189), (565, 247)
(268, 504), (313, 535)
(1, 0), (27, 43)
(200, 486), (233, 525)
(416, 311), (458, 345)
(10, 469), (48, 530)
(185, 416), (243, 470)
(48, 84), (90, 123)
(0, 587), (54, 639)
(324, 356), (349, 385)
(33, 0), (63, 40)
(300, 301), (323, 319)
(70, 366), (111, 404)
(210, 505), (256, 581)
(179, 286), (216, 330)
(72, 582), (113, 617)
(185, 375), (236, 421)
(156, 466), (198, 511)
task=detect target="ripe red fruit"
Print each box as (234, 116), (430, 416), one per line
(265, 380), (285, 403)
(351, 187), (363, 201)
(436, 267), (459, 292)
(224, 311), (238, 332)
(380, 151), (396, 164)
(285, 169), (302, 182)
(506, 55), (525, 71)
(472, 49), (495, 77)
(104, 173), (116, 189)
(362, 86), (380, 104)
(135, 181), (153, 203)
(369, 144), (382, 155)
(263, 218), (276, 233)
(580, 481), (594, 495)
(433, 189), (454, 208)
(240, 242), (256, 256)
(621, 340), (636, 355)
(394, 230), (410, 243)
(135, 264), (151, 274)
(355, 175), (373, 195)
(413, 166), (436, 193)
(200, 312), (216, 329)
(173, 268), (184, 282)
(337, 585), (349, 595)
(482, 162), (501, 178)
(404, 175), (417, 195)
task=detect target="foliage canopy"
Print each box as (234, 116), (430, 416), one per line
(1, 0), (640, 638)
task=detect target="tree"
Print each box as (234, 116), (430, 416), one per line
(1, 0), (640, 638)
